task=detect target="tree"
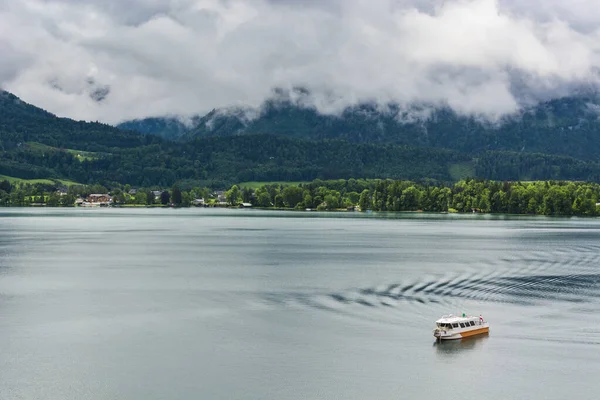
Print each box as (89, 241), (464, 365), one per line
(359, 189), (371, 211)
(478, 191), (491, 212)
(182, 191), (191, 206)
(302, 191), (313, 209)
(490, 190), (508, 213)
(274, 194), (284, 208)
(160, 190), (170, 205)
(226, 185), (241, 206)
(60, 193), (76, 207)
(400, 186), (421, 211)
(90, 184), (108, 194)
(242, 187), (253, 203)
(10, 190), (25, 206)
(135, 191), (147, 205)
(282, 186), (304, 208)
(346, 191), (360, 205)
(324, 191), (340, 210)
(47, 193), (60, 207)
(146, 191), (155, 205)
(0, 180), (11, 193)
(573, 195), (596, 216)
(171, 185), (182, 205)
(111, 189), (125, 204)
(256, 191), (272, 207)
(527, 197), (539, 214)
(437, 187), (452, 212)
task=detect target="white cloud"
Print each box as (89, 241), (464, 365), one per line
(1, 0), (599, 124)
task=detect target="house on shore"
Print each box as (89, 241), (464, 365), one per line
(214, 191), (226, 203)
(87, 194), (112, 204)
(77, 194), (113, 207)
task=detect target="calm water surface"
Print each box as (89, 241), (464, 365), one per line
(1, 208), (600, 399)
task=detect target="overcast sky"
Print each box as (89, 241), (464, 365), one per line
(1, 0), (600, 124)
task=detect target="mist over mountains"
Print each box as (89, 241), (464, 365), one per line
(118, 91), (600, 162)
(3, 0), (600, 124)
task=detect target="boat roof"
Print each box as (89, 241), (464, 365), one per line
(435, 314), (479, 323)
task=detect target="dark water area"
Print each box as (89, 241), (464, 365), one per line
(1, 208), (600, 399)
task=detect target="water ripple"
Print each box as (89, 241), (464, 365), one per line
(262, 271), (600, 323)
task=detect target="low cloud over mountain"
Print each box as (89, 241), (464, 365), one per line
(1, 0), (600, 124)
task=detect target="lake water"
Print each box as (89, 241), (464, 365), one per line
(1, 208), (600, 399)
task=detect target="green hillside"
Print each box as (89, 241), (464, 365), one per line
(0, 174), (80, 186)
(4, 90), (600, 189)
(0, 90), (160, 152)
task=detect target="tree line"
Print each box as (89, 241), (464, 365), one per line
(238, 179), (600, 216)
(2, 178), (599, 216)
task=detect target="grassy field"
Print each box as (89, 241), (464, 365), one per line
(0, 175), (81, 186)
(65, 148), (99, 162)
(448, 162), (475, 181)
(26, 142), (101, 162)
(237, 181), (310, 189)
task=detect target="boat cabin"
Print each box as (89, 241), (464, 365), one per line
(436, 320), (478, 329)
(435, 314), (485, 330)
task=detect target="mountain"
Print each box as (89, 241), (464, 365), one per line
(166, 96), (600, 161)
(117, 108), (251, 140)
(4, 89), (600, 188)
(117, 116), (202, 140)
(4, 90), (466, 185)
(0, 90), (162, 181)
(0, 90), (159, 152)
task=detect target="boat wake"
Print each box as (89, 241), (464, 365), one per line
(258, 242), (600, 325)
(261, 272), (600, 323)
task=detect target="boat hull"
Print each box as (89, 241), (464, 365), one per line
(458, 327), (489, 339)
(434, 326), (489, 340)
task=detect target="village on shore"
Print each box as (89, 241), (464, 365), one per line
(75, 190), (252, 208)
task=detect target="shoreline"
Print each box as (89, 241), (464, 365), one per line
(0, 205), (597, 218)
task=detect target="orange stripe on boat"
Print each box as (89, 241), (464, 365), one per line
(459, 327), (489, 338)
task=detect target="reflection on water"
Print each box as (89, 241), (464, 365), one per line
(1, 208), (600, 400)
(434, 334), (490, 355)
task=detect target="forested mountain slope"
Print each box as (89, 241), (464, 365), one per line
(122, 96), (600, 161)
(3, 90), (600, 187)
(117, 116), (202, 140)
(1, 90), (160, 152)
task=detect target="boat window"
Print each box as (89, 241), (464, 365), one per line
(459, 323), (465, 328)
(452, 323), (458, 328)
(469, 321), (475, 326)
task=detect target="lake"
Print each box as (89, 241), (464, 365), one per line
(1, 208), (600, 399)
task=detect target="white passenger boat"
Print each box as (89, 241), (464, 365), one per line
(433, 314), (489, 340)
